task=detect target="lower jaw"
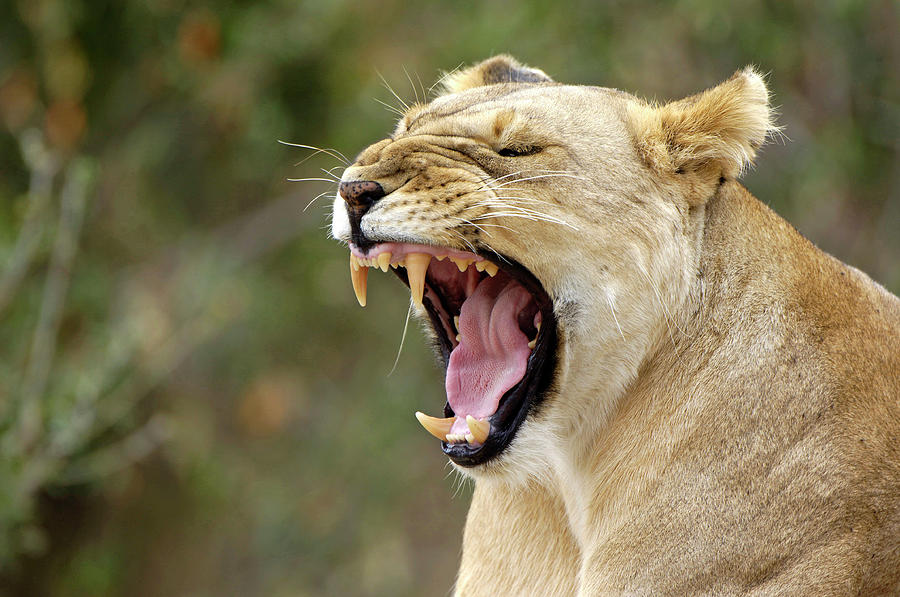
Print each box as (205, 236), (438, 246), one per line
(440, 293), (557, 468)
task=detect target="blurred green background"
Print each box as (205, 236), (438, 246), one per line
(0, 0), (897, 595)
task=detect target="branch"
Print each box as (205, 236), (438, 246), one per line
(0, 130), (60, 316)
(17, 158), (93, 452)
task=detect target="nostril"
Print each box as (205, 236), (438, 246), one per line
(339, 180), (385, 209)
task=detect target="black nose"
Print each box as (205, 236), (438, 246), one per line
(339, 180), (385, 211)
(339, 180), (385, 250)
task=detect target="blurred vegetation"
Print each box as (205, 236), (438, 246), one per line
(0, 0), (897, 595)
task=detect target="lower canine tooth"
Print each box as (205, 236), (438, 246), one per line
(415, 412), (456, 441)
(466, 415), (490, 444)
(350, 254), (368, 307)
(528, 338), (536, 349)
(405, 253), (431, 307)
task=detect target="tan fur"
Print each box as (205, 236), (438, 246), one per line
(331, 56), (900, 595)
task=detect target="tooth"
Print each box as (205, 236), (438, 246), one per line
(453, 315), (460, 331)
(466, 415), (490, 444)
(350, 254), (368, 307)
(475, 261), (486, 272)
(528, 338), (536, 349)
(415, 412), (456, 441)
(450, 257), (472, 272)
(484, 262), (499, 277)
(377, 252), (391, 272)
(455, 334), (461, 343)
(435, 254), (446, 261)
(465, 434), (475, 444)
(405, 253), (431, 307)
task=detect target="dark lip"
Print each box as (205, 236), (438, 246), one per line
(392, 251), (558, 467)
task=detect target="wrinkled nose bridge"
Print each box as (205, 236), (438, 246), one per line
(339, 180), (385, 211)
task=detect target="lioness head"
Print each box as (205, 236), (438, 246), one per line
(331, 56), (775, 482)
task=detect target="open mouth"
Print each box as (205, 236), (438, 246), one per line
(348, 242), (557, 467)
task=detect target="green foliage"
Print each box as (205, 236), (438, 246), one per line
(0, 0), (897, 594)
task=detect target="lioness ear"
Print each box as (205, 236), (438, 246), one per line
(629, 67), (776, 179)
(440, 55), (553, 94)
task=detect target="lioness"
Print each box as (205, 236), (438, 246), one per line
(330, 56), (900, 595)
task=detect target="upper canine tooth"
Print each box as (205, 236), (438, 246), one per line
(465, 415), (490, 444)
(350, 254), (368, 307)
(405, 253), (431, 307)
(377, 252), (392, 272)
(484, 262), (499, 277)
(415, 411), (456, 441)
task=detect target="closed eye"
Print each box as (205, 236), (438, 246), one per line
(497, 146), (542, 158)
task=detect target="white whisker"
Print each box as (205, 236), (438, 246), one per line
(492, 173), (586, 188)
(388, 302), (413, 377)
(373, 97), (406, 118)
(429, 63), (465, 95)
(402, 66), (421, 105)
(606, 294), (626, 342)
(286, 177), (340, 184)
(634, 258), (685, 346)
(304, 190), (334, 212)
(378, 71), (411, 112)
(277, 140), (350, 166)
(319, 168), (341, 182)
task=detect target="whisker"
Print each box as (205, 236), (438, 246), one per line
(634, 258), (685, 346)
(373, 97), (406, 118)
(472, 211), (579, 231)
(606, 293), (626, 342)
(378, 71), (411, 112)
(402, 66), (421, 105)
(285, 177), (340, 184)
(446, 215), (495, 237)
(388, 303), (413, 377)
(319, 168), (341, 182)
(414, 70), (427, 103)
(429, 63), (465, 95)
(277, 140), (350, 166)
(492, 173), (586, 188)
(449, 229), (479, 255)
(304, 190), (334, 212)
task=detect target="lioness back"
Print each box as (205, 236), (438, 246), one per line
(331, 56), (900, 596)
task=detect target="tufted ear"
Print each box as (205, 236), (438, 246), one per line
(628, 67), (777, 179)
(440, 55), (553, 95)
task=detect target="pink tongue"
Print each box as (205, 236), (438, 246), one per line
(446, 276), (533, 434)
